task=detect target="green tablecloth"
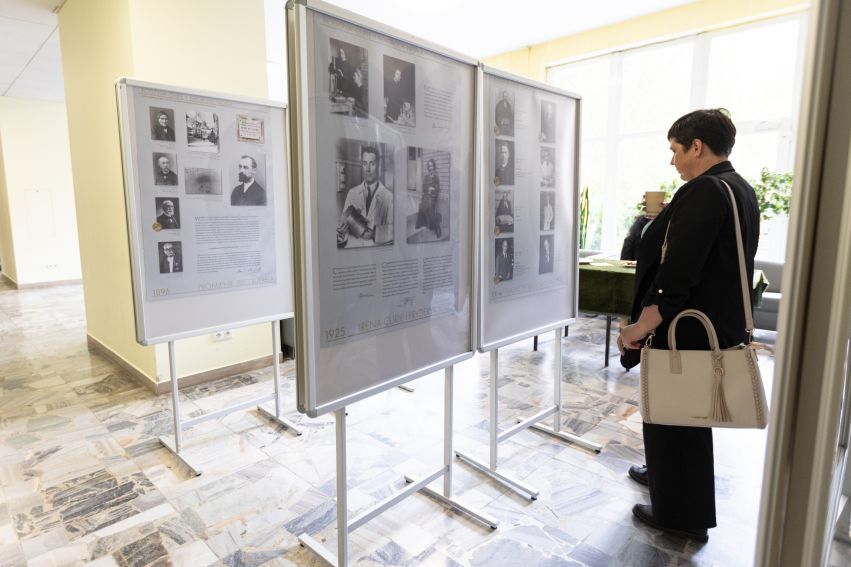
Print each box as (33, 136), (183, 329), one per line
(578, 259), (769, 317)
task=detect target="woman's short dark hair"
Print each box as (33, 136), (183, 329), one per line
(667, 108), (736, 156)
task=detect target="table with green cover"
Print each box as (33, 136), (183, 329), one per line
(578, 259), (769, 315)
(572, 259), (769, 366)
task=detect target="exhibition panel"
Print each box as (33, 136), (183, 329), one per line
(478, 67), (580, 351)
(288, 1), (478, 417)
(116, 79), (294, 345)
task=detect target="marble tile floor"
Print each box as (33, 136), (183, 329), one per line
(0, 279), (787, 566)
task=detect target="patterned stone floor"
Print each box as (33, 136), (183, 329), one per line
(0, 277), (821, 567)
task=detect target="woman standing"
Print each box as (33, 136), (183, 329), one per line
(618, 108), (760, 542)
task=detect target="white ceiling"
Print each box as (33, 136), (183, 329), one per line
(0, 0), (696, 103)
(0, 0), (64, 101)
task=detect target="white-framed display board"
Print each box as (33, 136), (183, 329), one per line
(287, 0), (478, 417)
(477, 67), (580, 351)
(116, 78), (294, 345)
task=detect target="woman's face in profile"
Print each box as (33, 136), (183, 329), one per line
(669, 138), (699, 181)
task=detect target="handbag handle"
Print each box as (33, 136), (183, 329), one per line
(718, 179), (755, 341)
(667, 308), (722, 354)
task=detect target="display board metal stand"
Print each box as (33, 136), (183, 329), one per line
(456, 328), (602, 499)
(298, 367), (498, 566)
(158, 320), (303, 475)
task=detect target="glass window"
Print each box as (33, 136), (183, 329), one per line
(706, 19), (801, 123)
(549, 58), (610, 139)
(547, 14), (805, 254)
(620, 41), (694, 135)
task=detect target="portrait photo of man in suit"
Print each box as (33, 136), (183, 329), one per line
(494, 89), (514, 136)
(494, 140), (514, 186)
(231, 155), (267, 206)
(158, 241), (183, 274)
(539, 234), (554, 274)
(495, 237), (514, 283)
(155, 198), (180, 230)
(153, 153), (178, 186)
(150, 108), (175, 141)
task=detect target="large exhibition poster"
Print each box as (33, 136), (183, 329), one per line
(289, 1), (476, 416)
(478, 69), (580, 351)
(117, 79), (293, 344)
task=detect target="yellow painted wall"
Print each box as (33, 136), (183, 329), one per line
(59, 0), (155, 378)
(0, 133), (16, 284)
(60, 0), (273, 385)
(0, 98), (81, 286)
(483, 0), (808, 79)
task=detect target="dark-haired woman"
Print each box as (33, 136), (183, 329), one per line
(617, 108), (760, 542)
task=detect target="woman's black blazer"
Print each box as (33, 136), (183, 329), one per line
(631, 161), (761, 350)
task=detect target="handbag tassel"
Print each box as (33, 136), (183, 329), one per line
(711, 373), (732, 422)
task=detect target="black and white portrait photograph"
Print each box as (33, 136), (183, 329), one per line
(495, 237), (514, 283)
(328, 38), (368, 117)
(231, 154), (267, 206)
(185, 168), (222, 195)
(541, 100), (556, 143)
(540, 147), (555, 187)
(335, 139), (395, 249)
(186, 111), (220, 153)
(158, 241), (183, 274)
(494, 140), (514, 186)
(405, 147), (450, 244)
(152, 152), (178, 186)
(494, 190), (514, 234)
(539, 234), (554, 274)
(383, 55), (416, 127)
(154, 197), (180, 230)
(494, 89), (514, 136)
(149, 107), (175, 142)
(540, 191), (555, 232)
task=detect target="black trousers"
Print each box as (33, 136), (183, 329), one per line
(643, 421), (716, 529)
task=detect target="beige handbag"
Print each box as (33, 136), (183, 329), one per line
(638, 181), (769, 429)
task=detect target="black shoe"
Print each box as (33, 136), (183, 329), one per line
(632, 504), (709, 542)
(628, 464), (649, 486)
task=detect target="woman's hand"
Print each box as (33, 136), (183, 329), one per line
(618, 323), (648, 353)
(616, 305), (663, 355)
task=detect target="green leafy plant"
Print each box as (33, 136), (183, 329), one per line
(749, 168), (793, 221)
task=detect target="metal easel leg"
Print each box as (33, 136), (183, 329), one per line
(158, 340), (203, 476)
(529, 329), (602, 453)
(257, 320), (303, 435)
(455, 349), (540, 499)
(604, 315), (612, 367)
(410, 366), (499, 528)
(298, 408), (347, 566)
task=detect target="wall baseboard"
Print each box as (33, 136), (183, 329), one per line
(17, 278), (83, 289)
(0, 273), (83, 289)
(85, 333), (284, 395)
(86, 334), (157, 390)
(0, 272), (18, 288)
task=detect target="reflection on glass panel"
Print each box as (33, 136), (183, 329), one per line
(620, 41), (694, 134)
(549, 57), (610, 139)
(615, 134), (681, 244)
(707, 19), (800, 122)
